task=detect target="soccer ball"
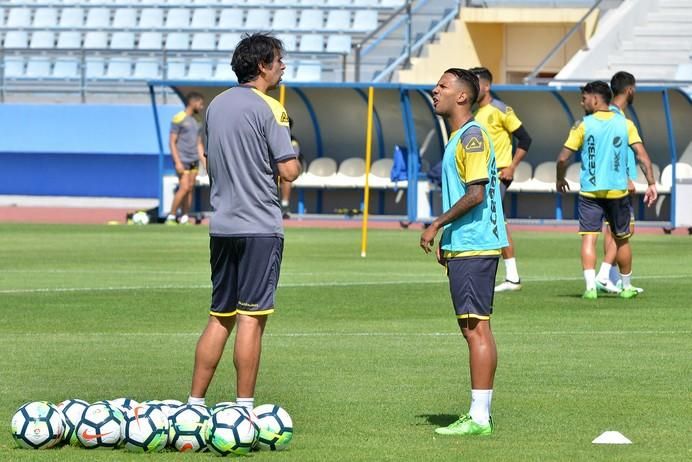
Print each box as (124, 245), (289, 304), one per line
(253, 404), (293, 451)
(120, 405), (168, 453)
(205, 406), (258, 456)
(11, 401), (64, 449)
(55, 399), (89, 446)
(143, 399), (182, 418)
(211, 401), (236, 414)
(108, 398), (139, 413)
(132, 211), (149, 225)
(75, 403), (124, 449)
(168, 404), (210, 452)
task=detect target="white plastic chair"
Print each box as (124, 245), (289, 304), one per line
(29, 31), (55, 49)
(83, 31), (108, 49)
(326, 35), (351, 53)
(85, 8), (110, 28)
(25, 57), (52, 79)
(110, 32), (135, 49)
(106, 57), (133, 79)
(4, 31), (30, 49)
(57, 32), (82, 49)
(272, 9), (297, 30)
(191, 9), (216, 29)
(165, 32), (190, 50)
(59, 8), (84, 28)
(139, 9), (164, 29)
(352, 10), (377, 32)
(244, 9), (270, 30)
(326, 10), (350, 30)
(33, 8), (58, 28)
(217, 33), (241, 51)
(294, 61), (321, 81)
(138, 32), (163, 50)
(218, 10), (243, 29)
(112, 9), (137, 29)
(299, 34), (323, 53)
(191, 33), (216, 50)
(527, 161), (557, 192)
(53, 57), (80, 79)
(165, 9), (191, 29)
(7, 8), (31, 28)
(133, 58), (161, 79)
(297, 9), (323, 31)
(276, 33), (297, 52)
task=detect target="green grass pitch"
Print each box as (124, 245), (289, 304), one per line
(0, 223), (690, 461)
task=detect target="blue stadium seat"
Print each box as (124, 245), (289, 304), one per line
(139, 9), (164, 29)
(4, 31), (29, 49)
(191, 9), (216, 29)
(133, 58), (161, 80)
(83, 31), (108, 49)
(352, 10), (377, 31)
(59, 8), (84, 28)
(218, 10), (243, 29)
(57, 31), (81, 49)
(165, 32), (190, 50)
(299, 34), (323, 53)
(34, 8), (58, 28)
(272, 9), (297, 30)
(295, 61), (321, 81)
(30, 31), (55, 49)
(165, 9), (191, 29)
(3, 56), (25, 79)
(110, 32), (135, 49)
(6, 8), (31, 28)
(277, 33), (297, 52)
(85, 57), (106, 79)
(106, 57), (133, 79)
(187, 59), (214, 80)
(326, 34), (351, 53)
(217, 32), (241, 50)
(244, 9), (271, 30)
(138, 32), (162, 49)
(85, 8), (110, 28)
(326, 10), (350, 30)
(25, 57), (52, 79)
(164, 58), (187, 80)
(297, 10), (323, 31)
(112, 9), (137, 29)
(191, 32), (216, 50)
(53, 57), (80, 79)
(214, 60), (236, 81)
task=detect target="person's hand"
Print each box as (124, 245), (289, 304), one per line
(556, 178), (570, 193)
(627, 179), (636, 195)
(420, 223), (439, 254)
(499, 166), (515, 182)
(435, 244), (446, 267)
(175, 162), (184, 175)
(644, 184), (658, 207)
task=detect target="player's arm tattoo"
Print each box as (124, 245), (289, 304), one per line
(431, 183), (485, 229)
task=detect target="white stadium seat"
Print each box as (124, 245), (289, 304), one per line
(217, 33), (241, 51)
(85, 8), (110, 28)
(187, 59), (214, 80)
(293, 157), (338, 188)
(660, 162), (692, 193)
(244, 9), (271, 30)
(112, 9), (137, 29)
(7, 9), (31, 28)
(165, 32), (190, 50)
(110, 32), (136, 49)
(299, 34), (323, 53)
(3, 56), (25, 79)
(326, 10), (350, 31)
(139, 9), (164, 29)
(277, 33), (297, 52)
(565, 162), (581, 192)
(213, 60), (237, 81)
(33, 8), (58, 28)
(352, 10), (378, 32)
(53, 57), (80, 79)
(218, 10), (243, 29)
(191, 9), (217, 29)
(133, 58), (161, 79)
(138, 32), (163, 50)
(294, 61), (321, 81)
(56, 31), (81, 49)
(106, 57), (133, 79)
(85, 57), (106, 79)
(25, 57), (52, 79)
(272, 9), (297, 30)
(4, 31), (29, 49)
(83, 31), (108, 49)
(165, 9), (191, 29)
(297, 10), (323, 31)
(191, 33), (216, 51)
(326, 35), (351, 53)
(506, 161), (533, 192)
(527, 161), (557, 192)
(164, 58), (187, 80)
(59, 8), (84, 28)
(29, 31), (55, 49)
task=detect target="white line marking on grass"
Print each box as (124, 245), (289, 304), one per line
(0, 274), (687, 294)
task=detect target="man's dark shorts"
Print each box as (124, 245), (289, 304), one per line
(447, 256), (500, 320)
(578, 195), (632, 239)
(182, 161), (199, 172)
(209, 236), (284, 317)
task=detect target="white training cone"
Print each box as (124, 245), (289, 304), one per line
(592, 431), (632, 444)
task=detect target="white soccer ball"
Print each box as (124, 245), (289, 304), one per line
(75, 403), (124, 449)
(253, 404), (293, 451)
(168, 404), (210, 452)
(55, 399), (89, 446)
(132, 211), (149, 225)
(211, 401), (236, 415)
(205, 406), (258, 456)
(143, 399), (181, 418)
(120, 405), (168, 453)
(11, 401), (64, 450)
(108, 398), (139, 414)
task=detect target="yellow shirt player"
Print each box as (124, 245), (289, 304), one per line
(469, 67), (533, 293)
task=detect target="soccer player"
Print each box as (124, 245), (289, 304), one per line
(555, 81), (657, 300)
(166, 92), (206, 225)
(420, 68), (508, 436)
(596, 71), (651, 294)
(469, 67), (532, 293)
(187, 33), (301, 411)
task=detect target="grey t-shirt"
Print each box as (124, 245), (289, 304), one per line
(170, 111), (201, 163)
(205, 86), (297, 237)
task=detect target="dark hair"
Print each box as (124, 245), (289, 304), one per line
(444, 68), (480, 104)
(468, 66), (493, 83)
(186, 92), (204, 104)
(231, 33), (284, 84)
(610, 71), (636, 96)
(580, 80), (612, 104)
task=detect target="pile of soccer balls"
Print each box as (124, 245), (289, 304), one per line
(10, 399), (293, 455)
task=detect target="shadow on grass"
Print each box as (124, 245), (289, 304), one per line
(417, 414), (459, 427)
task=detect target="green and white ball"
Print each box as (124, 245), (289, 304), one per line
(55, 399), (89, 445)
(253, 404), (293, 451)
(168, 404), (210, 452)
(75, 403), (124, 449)
(205, 406), (258, 456)
(11, 401), (64, 449)
(120, 405), (168, 453)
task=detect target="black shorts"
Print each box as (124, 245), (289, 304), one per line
(447, 256), (500, 320)
(209, 236), (284, 317)
(182, 161), (199, 172)
(578, 195), (632, 239)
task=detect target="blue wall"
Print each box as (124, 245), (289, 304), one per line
(0, 103), (179, 197)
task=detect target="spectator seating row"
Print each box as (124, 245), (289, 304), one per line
(3, 0), (405, 7)
(1, 30), (352, 53)
(0, 7), (379, 32)
(2, 55), (323, 81)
